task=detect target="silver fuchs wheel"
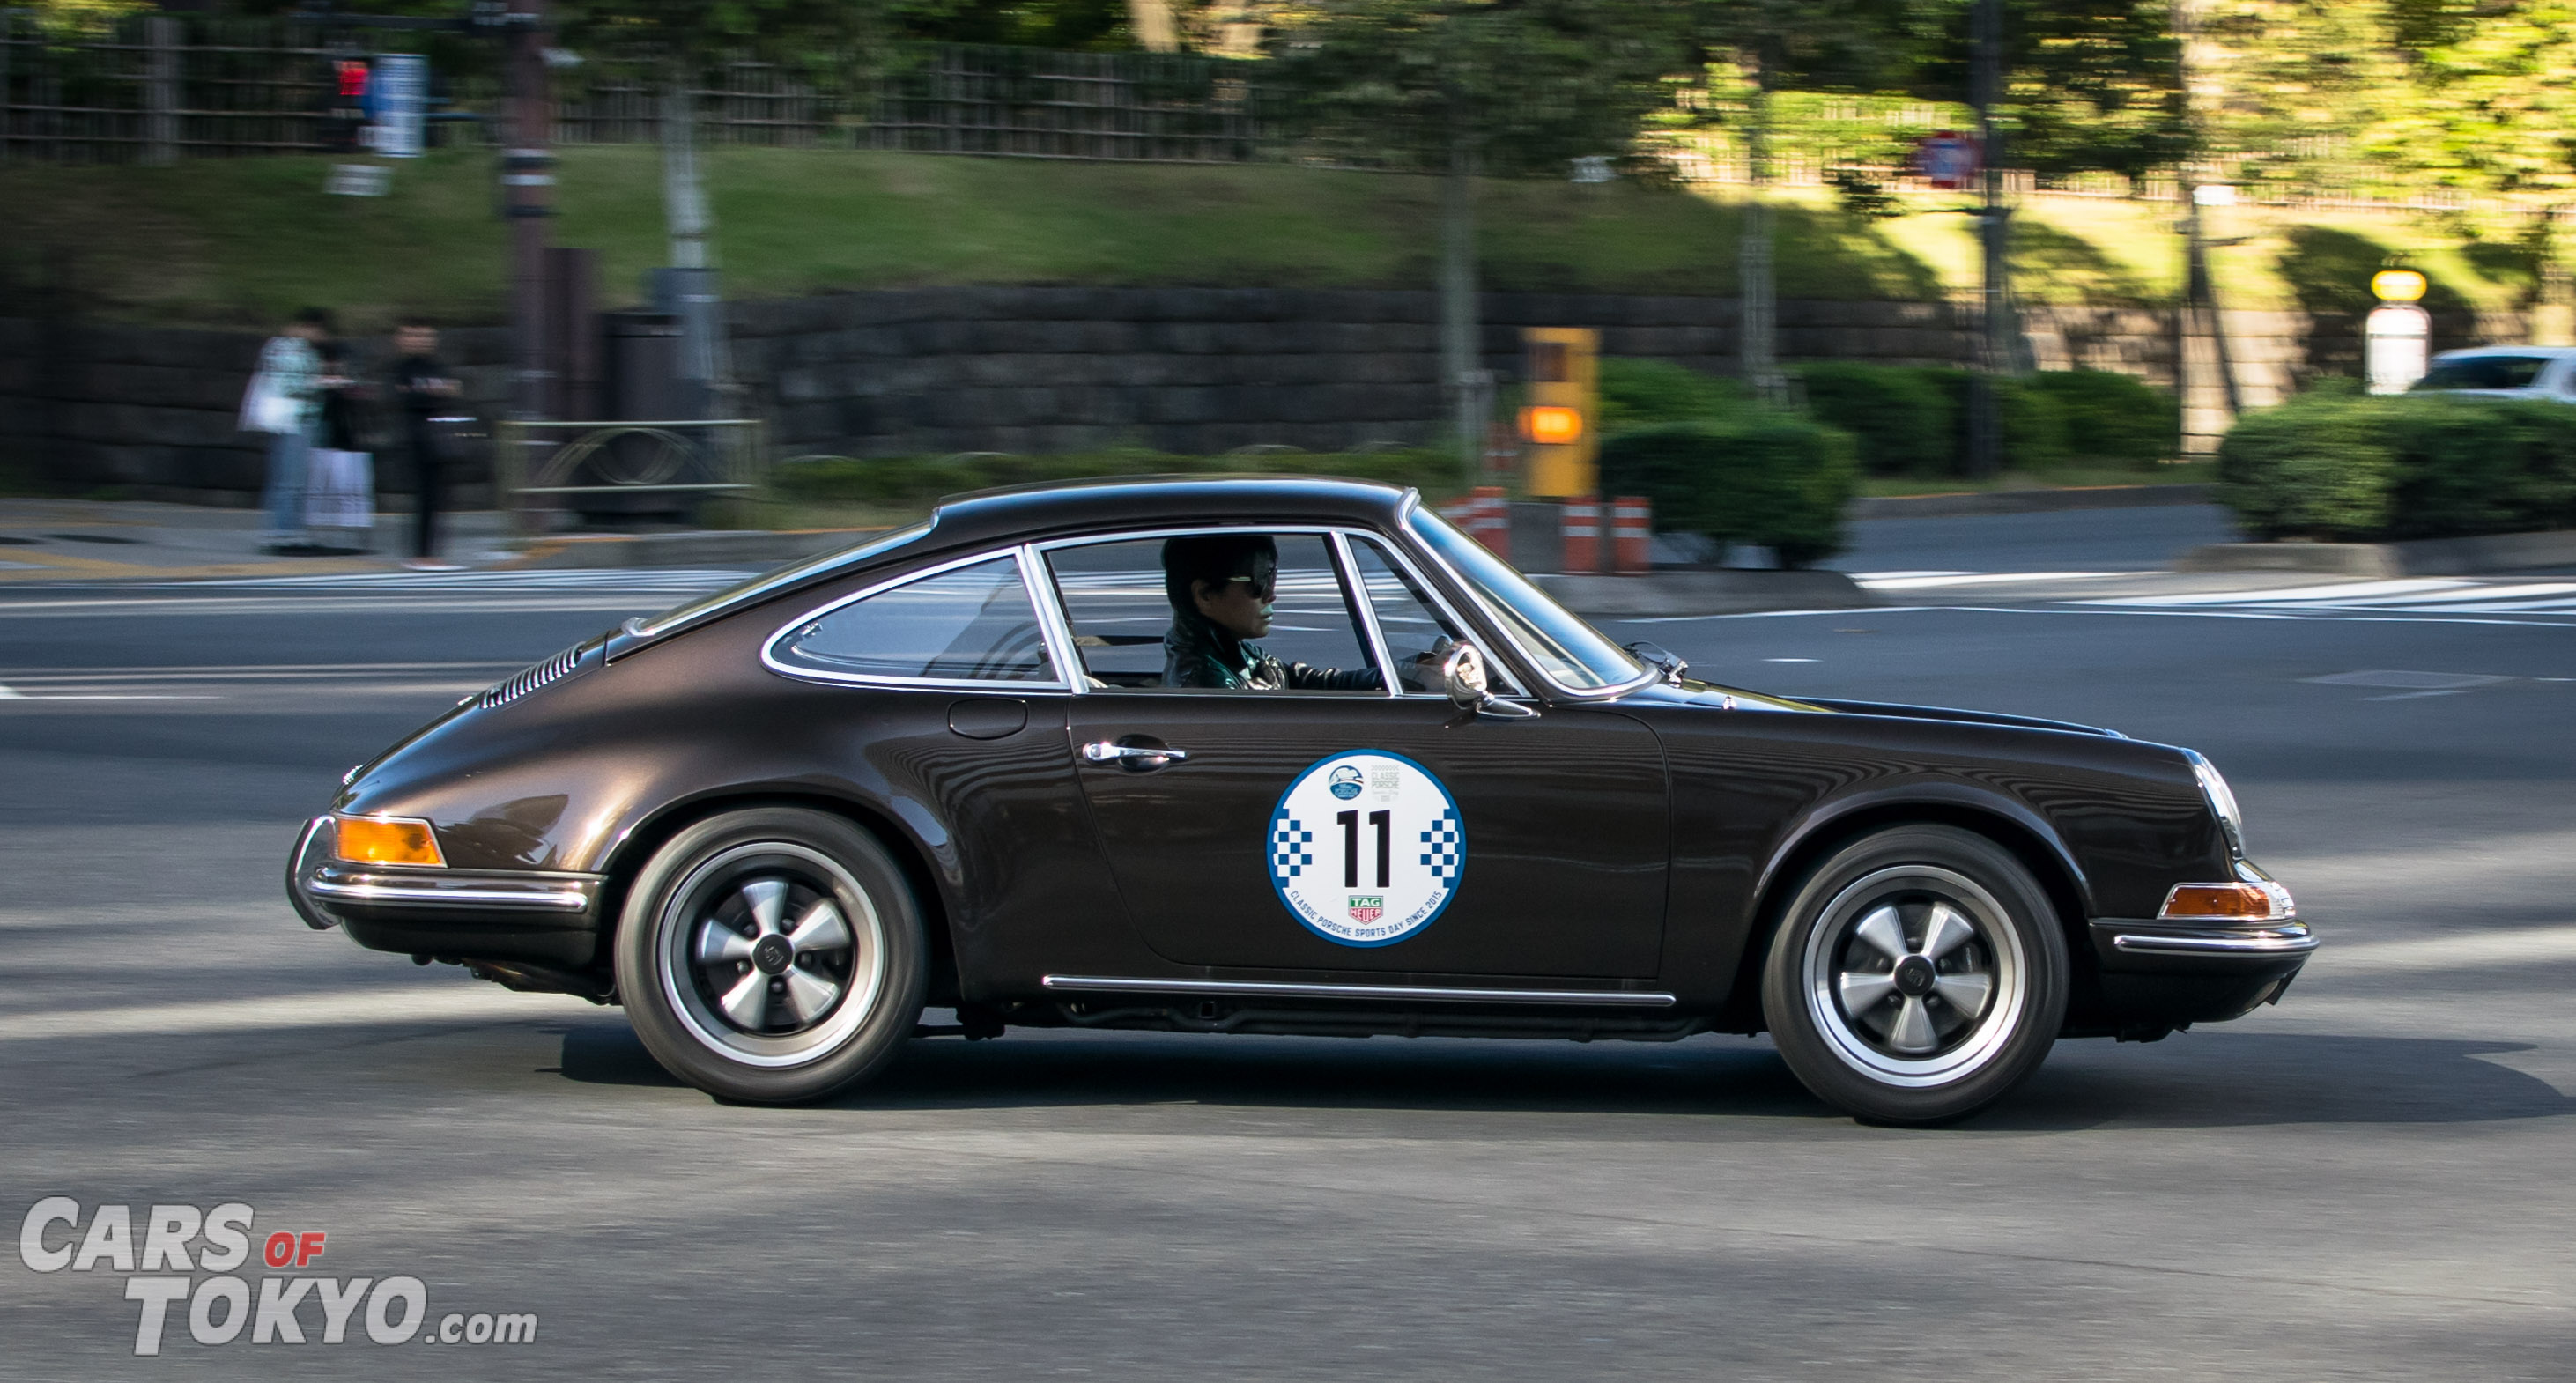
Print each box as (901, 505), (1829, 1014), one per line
(616, 808), (927, 1104)
(1762, 825), (2067, 1125)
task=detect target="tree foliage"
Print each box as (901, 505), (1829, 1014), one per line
(1265, 0), (1690, 174)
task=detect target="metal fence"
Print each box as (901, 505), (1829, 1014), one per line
(3, 13), (1274, 165)
(0, 11), (366, 163)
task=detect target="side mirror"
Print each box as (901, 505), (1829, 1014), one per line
(1625, 640), (1688, 685)
(1441, 643), (1537, 720)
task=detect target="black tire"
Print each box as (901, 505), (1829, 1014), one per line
(1760, 825), (2068, 1125)
(614, 808), (928, 1104)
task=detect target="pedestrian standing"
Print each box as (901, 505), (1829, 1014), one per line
(243, 307), (332, 553)
(389, 320), (464, 570)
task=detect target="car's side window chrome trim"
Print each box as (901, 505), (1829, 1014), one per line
(1341, 530), (1532, 701)
(1401, 509), (1656, 701)
(762, 546), (1073, 692)
(1329, 531), (1402, 698)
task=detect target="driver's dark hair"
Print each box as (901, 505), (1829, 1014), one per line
(1161, 532), (1277, 612)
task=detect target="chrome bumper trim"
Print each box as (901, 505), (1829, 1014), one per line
(1041, 974), (1677, 1008)
(306, 877), (595, 912)
(2110, 922), (2317, 957)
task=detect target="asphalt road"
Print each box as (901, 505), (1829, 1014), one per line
(4, 521), (2572, 1380)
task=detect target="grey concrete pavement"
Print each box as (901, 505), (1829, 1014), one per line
(3, 536), (2572, 1379)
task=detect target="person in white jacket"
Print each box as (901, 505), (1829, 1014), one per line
(242, 307), (332, 551)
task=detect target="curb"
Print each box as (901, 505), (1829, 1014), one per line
(1851, 484), (2215, 520)
(2180, 529), (2576, 579)
(1533, 570), (1875, 618)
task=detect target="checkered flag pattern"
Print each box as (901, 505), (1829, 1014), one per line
(1419, 807), (1462, 881)
(1270, 813), (1314, 880)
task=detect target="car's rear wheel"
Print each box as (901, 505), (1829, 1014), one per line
(1760, 825), (2067, 1125)
(615, 808), (926, 1104)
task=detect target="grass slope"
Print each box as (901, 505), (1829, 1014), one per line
(4, 147), (1936, 329)
(0, 147), (2538, 329)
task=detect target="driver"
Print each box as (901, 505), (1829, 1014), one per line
(1160, 534), (1382, 691)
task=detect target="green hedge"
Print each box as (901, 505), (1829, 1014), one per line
(2217, 388), (2576, 540)
(772, 447), (1462, 508)
(1598, 358), (1754, 432)
(1795, 363), (1955, 476)
(1792, 363), (2176, 475)
(2027, 368), (2180, 466)
(1597, 417), (1859, 567)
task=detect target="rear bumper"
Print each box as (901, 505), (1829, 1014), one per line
(2085, 915), (2315, 1025)
(287, 817), (607, 965)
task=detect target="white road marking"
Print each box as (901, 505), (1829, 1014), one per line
(2081, 579), (2476, 607)
(1859, 571), (2125, 589)
(2327, 925), (2576, 975)
(0, 984), (597, 1042)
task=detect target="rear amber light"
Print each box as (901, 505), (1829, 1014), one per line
(2159, 882), (2292, 921)
(333, 817), (446, 868)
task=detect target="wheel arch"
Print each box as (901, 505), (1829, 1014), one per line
(593, 788), (963, 1009)
(1719, 794), (2094, 1032)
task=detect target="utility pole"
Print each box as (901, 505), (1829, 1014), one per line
(499, 0), (555, 427)
(1966, 0), (2010, 477)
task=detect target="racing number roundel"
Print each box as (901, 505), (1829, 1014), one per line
(1267, 751), (1462, 946)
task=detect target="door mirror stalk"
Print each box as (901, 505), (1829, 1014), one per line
(1441, 643), (1537, 720)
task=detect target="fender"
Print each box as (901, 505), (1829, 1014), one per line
(1753, 779), (2097, 922)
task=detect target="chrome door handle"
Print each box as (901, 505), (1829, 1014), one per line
(1083, 739), (1188, 767)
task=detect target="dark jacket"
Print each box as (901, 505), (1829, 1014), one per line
(1161, 611), (1382, 692)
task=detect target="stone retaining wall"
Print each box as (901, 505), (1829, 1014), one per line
(0, 287), (2528, 506)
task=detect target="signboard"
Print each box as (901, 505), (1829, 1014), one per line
(1910, 131), (1980, 190)
(371, 53), (427, 159)
(2365, 304), (2431, 395)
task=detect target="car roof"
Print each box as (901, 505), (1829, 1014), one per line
(610, 475), (1425, 652)
(925, 473), (1420, 551)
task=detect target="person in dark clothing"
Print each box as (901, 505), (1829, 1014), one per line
(1160, 534), (1382, 692)
(389, 322), (463, 570)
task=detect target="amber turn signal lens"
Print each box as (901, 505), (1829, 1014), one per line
(1520, 405), (1584, 446)
(2159, 882), (2291, 921)
(333, 816), (445, 867)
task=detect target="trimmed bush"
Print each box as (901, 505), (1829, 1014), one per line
(1598, 417), (1859, 567)
(2026, 369), (2180, 465)
(772, 447), (1462, 508)
(1795, 362), (1956, 476)
(2217, 390), (2576, 541)
(1597, 359), (1752, 431)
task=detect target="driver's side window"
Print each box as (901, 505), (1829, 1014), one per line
(1046, 533), (1379, 692)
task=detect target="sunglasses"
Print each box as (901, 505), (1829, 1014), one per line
(1218, 573), (1276, 601)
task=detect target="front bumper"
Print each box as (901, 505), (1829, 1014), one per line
(287, 817), (608, 965)
(2084, 914), (2315, 1025)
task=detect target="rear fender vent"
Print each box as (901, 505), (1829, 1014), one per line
(480, 644), (585, 710)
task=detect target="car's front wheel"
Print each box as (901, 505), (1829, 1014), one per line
(1761, 825), (2067, 1125)
(615, 808), (927, 1104)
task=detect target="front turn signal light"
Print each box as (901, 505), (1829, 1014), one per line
(333, 816), (446, 868)
(2159, 881), (2292, 921)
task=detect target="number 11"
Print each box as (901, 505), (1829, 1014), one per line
(1337, 809), (1391, 888)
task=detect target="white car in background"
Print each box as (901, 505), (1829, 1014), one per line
(2409, 346), (2576, 401)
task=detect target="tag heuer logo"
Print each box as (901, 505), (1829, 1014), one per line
(1347, 895), (1384, 924)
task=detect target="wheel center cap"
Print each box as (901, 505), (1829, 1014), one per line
(751, 934), (795, 976)
(1893, 956), (1936, 996)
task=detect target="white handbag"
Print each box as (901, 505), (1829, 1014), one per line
(241, 374), (300, 434)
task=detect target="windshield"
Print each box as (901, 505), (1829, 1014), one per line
(1407, 507), (1645, 692)
(2414, 356), (2552, 391)
(625, 520), (936, 640)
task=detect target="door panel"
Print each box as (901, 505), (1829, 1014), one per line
(1068, 693), (1669, 978)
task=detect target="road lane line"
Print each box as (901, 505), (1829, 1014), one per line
(0, 985), (597, 1041)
